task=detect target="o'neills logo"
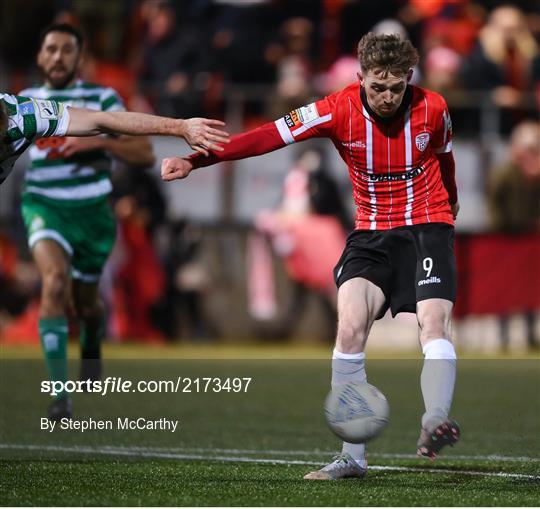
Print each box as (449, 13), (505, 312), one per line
(418, 276), (441, 286)
(415, 132), (430, 151)
(361, 166), (424, 182)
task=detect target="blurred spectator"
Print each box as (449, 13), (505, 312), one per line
(0, 225), (36, 327)
(532, 53), (540, 110)
(153, 219), (219, 341)
(371, 18), (422, 85)
(210, 0), (277, 85)
(0, 0), (56, 90)
(487, 121), (540, 233)
(136, 0), (210, 117)
(249, 149), (349, 340)
(321, 56), (359, 95)
(486, 120), (540, 351)
(461, 5), (538, 132)
(339, 0), (399, 56)
(108, 169), (167, 342)
(418, 1), (484, 56)
(0, 222), (41, 343)
(423, 46), (462, 95)
(268, 17), (315, 118)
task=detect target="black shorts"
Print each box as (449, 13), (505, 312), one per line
(333, 223), (456, 319)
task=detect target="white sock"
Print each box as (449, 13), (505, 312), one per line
(332, 348), (367, 466)
(420, 339), (457, 430)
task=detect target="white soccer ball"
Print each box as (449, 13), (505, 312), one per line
(324, 382), (390, 443)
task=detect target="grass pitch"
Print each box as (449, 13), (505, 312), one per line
(1, 344), (539, 506)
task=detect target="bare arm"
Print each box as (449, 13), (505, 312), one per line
(65, 108), (229, 155)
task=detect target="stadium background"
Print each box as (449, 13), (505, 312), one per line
(0, 0), (538, 352)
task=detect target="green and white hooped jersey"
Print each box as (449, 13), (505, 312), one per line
(19, 80), (125, 207)
(0, 93), (69, 184)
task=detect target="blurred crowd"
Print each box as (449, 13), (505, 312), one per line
(0, 0), (539, 348)
(2, 0), (539, 127)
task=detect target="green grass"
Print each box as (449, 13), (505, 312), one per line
(0, 346), (539, 506)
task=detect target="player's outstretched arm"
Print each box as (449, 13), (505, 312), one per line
(161, 121), (289, 181)
(66, 108), (229, 155)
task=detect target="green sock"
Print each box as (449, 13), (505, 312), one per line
(80, 315), (104, 359)
(39, 317), (69, 400)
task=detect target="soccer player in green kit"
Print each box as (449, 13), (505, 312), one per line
(1, 24), (228, 421)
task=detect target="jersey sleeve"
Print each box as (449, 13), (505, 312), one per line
(16, 96), (70, 140)
(274, 95), (336, 145)
(188, 95), (337, 169)
(430, 96), (453, 154)
(100, 88), (126, 112)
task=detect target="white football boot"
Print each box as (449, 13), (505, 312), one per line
(303, 453), (367, 480)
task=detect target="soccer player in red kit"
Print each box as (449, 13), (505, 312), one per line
(162, 33), (461, 480)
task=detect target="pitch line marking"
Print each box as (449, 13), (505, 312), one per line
(7, 443), (533, 463)
(102, 446), (539, 463)
(1, 444), (539, 480)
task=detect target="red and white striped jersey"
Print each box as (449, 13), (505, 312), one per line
(274, 83), (454, 230)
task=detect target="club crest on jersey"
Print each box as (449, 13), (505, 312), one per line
(415, 132), (430, 152)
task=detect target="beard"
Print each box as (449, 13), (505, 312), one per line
(45, 68), (77, 89)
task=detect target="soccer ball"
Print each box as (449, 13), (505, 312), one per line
(324, 382), (390, 443)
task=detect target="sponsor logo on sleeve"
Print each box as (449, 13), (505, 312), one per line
(284, 110), (301, 128)
(297, 103), (319, 124)
(36, 99), (59, 119)
(284, 103), (320, 129)
(415, 132), (430, 152)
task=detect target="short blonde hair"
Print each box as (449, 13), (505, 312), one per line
(357, 32), (419, 76)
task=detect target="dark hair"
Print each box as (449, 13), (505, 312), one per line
(38, 23), (84, 50)
(357, 32), (419, 76)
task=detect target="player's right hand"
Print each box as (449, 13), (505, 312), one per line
(182, 118), (229, 156)
(161, 157), (194, 181)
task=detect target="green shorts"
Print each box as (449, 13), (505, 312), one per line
(22, 194), (116, 282)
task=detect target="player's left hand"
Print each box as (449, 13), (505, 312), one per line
(182, 118), (229, 156)
(451, 201), (460, 220)
(60, 136), (105, 157)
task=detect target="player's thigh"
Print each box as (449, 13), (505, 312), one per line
(22, 195), (72, 277)
(415, 223), (456, 305)
(70, 201), (116, 281)
(336, 277), (386, 352)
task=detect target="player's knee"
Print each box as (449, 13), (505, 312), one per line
(336, 323), (368, 353)
(418, 307), (451, 341)
(42, 269), (69, 305)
